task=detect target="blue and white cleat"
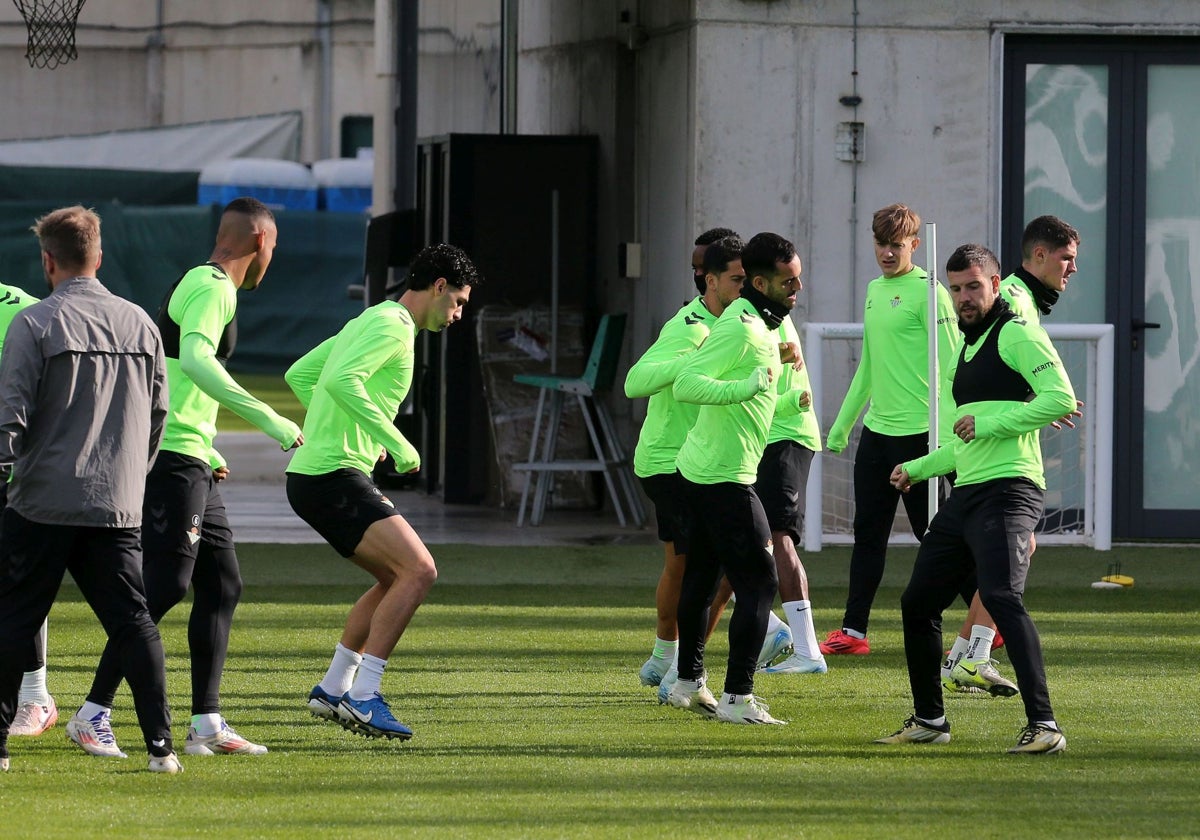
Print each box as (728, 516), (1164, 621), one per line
(656, 665), (679, 705)
(757, 625), (794, 669)
(762, 653), (828, 674)
(639, 655), (673, 687)
(336, 692), (414, 741)
(307, 685), (343, 721)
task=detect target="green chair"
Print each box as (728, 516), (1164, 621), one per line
(512, 313), (646, 527)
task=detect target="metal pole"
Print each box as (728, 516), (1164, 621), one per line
(925, 221), (939, 521)
(550, 189), (560, 374)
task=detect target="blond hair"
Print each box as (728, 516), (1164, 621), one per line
(32, 205), (101, 272)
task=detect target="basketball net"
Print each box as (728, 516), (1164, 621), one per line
(12, 0), (87, 69)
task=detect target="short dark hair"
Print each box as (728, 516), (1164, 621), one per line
(1021, 215), (1080, 259)
(407, 243), (482, 291)
(741, 232), (796, 286)
(945, 243), (1000, 277)
(694, 227), (738, 247)
(701, 234), (744, 277)
(222, 196), (275, 225)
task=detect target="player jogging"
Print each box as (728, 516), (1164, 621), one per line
(288, 243), (480, 741)
(70, 197), (300, 759)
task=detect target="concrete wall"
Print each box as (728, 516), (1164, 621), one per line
(0, 0), (496, 158)
(7, 0), (1200, 377)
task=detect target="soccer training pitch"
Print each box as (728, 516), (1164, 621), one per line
(3, 542), (1197, 838)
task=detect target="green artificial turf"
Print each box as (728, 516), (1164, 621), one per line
(216, 372), (306, 432)
(3, 543), (1197, 838)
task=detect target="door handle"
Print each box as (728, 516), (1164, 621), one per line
(1132, 319), (1161, 330)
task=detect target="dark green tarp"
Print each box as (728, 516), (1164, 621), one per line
(0, 201), (365, 372)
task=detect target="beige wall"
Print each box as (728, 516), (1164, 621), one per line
(0, 0), (496, 157)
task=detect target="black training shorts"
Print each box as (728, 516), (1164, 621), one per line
(286, 469), (400, 558)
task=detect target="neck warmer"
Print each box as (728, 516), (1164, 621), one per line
(1015, 266), (1059, 315)
(960, 294), (1011, 345)
(739, 284), (789, 330)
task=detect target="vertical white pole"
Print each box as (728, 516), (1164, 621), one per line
(804, 323), (825, 552)
(925, 222), (939, 520)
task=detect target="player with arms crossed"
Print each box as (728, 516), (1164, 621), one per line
(288, 244), (480, 740)
(666, 232), (805, 725)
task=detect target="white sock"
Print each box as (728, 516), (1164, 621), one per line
(918, 714), (947, 728)
(765, 610), (788, 636)
(965, 624), (996, 661)
(319, 643), (363, 697)
(842, 627), (866, 640)
(1035, 720), (1060, 731)
(79, 700), (109, 720)
(782, 600), (822, 660)
(348, 654), (387, 701)
(942, 635), (970, 678)
(18, 665), (50, 706)
(191, 713), (223, 736)
(650, 637), (677, 661)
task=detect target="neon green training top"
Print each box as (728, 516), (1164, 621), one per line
(624, 296), (716, 478)
(902, 313), (1076, 489)
(826, 266), (960, 452)
(673, 297), (786, 485)
(767, 314), (822, 450)
(158, 264), (301, 469)
(0, 282), (38, 358)
(285, 301), (420, 477)
(999, 273), (1041, 324)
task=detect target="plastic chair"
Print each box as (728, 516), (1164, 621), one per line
(512, 313), (646, 527)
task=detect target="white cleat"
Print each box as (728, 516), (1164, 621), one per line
(148, 752), (184, 773)
(184, 718), (268, 755)
(665, 675), (718, 718)
(762, 653), (828, 674)
(10, 697), (59, 736)
(65, 709), (127, 758)
(716, 693), (786, 725)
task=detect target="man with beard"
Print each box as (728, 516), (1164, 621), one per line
(877, 243), (1076, 754)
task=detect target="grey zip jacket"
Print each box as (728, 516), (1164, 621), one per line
(0, 276), (168, 527)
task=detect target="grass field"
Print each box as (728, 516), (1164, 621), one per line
(3, 543), (1198, 838)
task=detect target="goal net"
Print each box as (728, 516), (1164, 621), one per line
(802, 322), (1114, 551)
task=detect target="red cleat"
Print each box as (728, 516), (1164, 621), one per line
(819, 629), (871, 656)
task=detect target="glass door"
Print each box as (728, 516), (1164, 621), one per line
(1004, 36), (1200, 539)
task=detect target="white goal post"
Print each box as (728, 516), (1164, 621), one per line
(803, 322), (1114, 551)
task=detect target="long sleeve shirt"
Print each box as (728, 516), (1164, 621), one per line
(827, 266), (960, 452)
(674, 297), (780, 485)
(766, 314), (822, 450)
(157, 263), (301, 470)
(0, 276), (167, 527)
(902, 311), (1076, 490)
(624, 296), (716, 478)
(285, 300), (419, 477)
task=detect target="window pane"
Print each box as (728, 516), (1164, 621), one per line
(1023, 64), (1107, 323)
(1142, 65), (1200, 510)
